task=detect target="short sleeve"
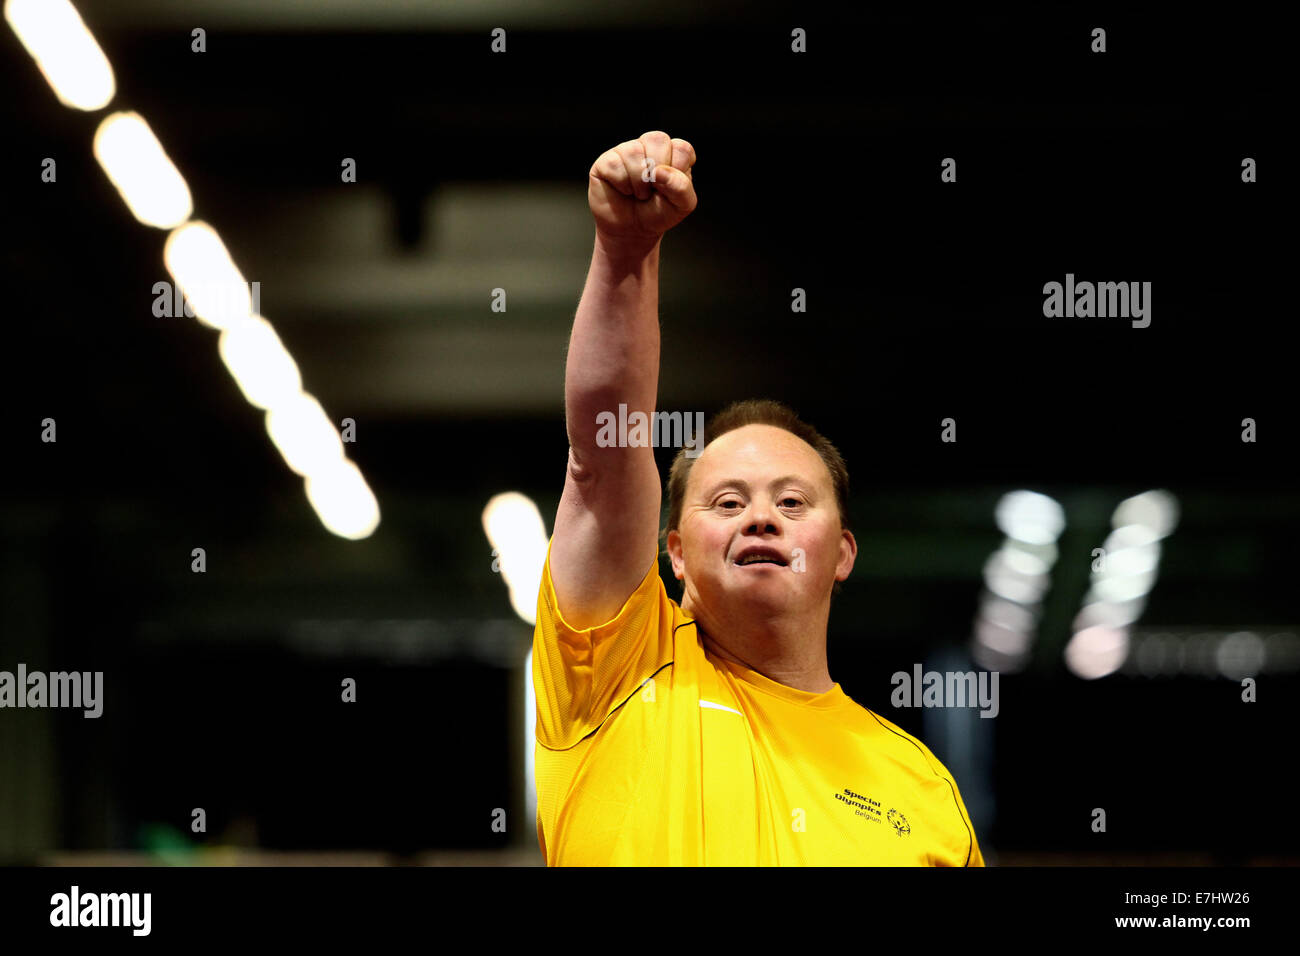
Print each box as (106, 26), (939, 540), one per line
(532, 537), (674, 750)
(947, 771), (985, 867)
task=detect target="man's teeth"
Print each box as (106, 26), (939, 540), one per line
(737, 555), (783, 565)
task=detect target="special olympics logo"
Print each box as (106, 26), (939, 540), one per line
(887, 808), (911, 837)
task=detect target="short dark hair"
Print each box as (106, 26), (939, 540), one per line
(663, 399), (850, 542)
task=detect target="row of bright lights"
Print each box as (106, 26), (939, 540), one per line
(1125, 630), (1297, 681)
(1064, 490), (1179, 679)
(971, 490), (1066, 674)
(8, 0), (378, 539)
(973, 489), (1184, 680)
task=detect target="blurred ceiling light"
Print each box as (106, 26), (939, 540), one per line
(974, 618), (1033, 656)
(7, 3), (380, 544)
(6, 0), (115, 110)
(93, 111), (192, 228)
(982, 549), (1049, 604)
(304, 457), (380, 540)
(1095, 540), (1161, 579)
(1065, 625), (1129, 679)
(978, 594), (1039, 633)
(971, 641), (1029, 676)
(507, 583), (539, 625)
(482, 492), (548, 626)
(1019, 538), (1059, 569)
(164, 221), (252, 329)
(218, 314), (303, 410)
(1186, 633), (1220, 676)
(1112, 489), (1180, 538)
(1133, 633), (1176, 677)
(998, 539), (1057, 577)
(1073, 594), (1147, 631)
(265, 391), (345, 477)
(1102, 523), (1160, 553)
(1091, 569), (1157, 604)
(1215, 631), (1265, 680)
(995, 490), (1065, 545)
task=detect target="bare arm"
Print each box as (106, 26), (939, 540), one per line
(550, 131), (698, 629)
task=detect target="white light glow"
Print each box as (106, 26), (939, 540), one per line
(6, 0), (115, 110)
(265, 392), (345, 477)
(509, 586), (539, 625)
(974, 618), (1033, 656)
(218, 315), (303, 410)
(1065, 625), (1129, 679)
(983, 549), (1049, 604)
(1095, 541), (1161, 578)
(1215, 631), (1265, 680)
(1112, 489), (1180, 538)
(304, 457), (380, 540)
(1073, 595), (1147, 631)
(482, 492), (548, 626)
(164, 221), (252, 329)
(995, 490), (1066, 545)
(999, 539), (1057, 577)
(1091, 569), (1156, 603)
(93, 112), (191, 229)
(978, 594), (1039, 633)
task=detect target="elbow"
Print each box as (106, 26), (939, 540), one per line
(566, 445), (595, 483)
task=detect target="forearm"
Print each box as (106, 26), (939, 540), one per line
(547, 131), (695, 624)
(564, 232), (662, 471)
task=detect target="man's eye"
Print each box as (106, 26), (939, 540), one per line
(781, 498), (802, 507)
(719, 500), (741, 510)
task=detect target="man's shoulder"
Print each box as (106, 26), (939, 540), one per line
(538, 543), (669, 634)
(842, 699), (959, 783)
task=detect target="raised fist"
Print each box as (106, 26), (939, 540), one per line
(588, 130), (697, 245)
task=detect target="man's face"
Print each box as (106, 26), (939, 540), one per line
(667, 424), (856, 618)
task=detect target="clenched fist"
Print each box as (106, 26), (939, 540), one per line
(588, 130), (697, 246)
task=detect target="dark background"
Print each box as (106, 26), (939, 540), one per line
(1, 3), (1292, 864)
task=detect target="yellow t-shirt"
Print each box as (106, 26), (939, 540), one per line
(533, 538), (986, 866)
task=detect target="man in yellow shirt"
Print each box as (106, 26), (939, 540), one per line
(534, 130), (986, 866)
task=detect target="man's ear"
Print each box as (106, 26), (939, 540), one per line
(666, 529), (685, 580)
(835, 529), (857, 582)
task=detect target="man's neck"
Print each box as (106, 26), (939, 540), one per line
(686, 601), (835, 694)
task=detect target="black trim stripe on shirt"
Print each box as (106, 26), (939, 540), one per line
(866, 708), (976, 867)
(565, 620), (698, 747)
(543, 659), (676, 752)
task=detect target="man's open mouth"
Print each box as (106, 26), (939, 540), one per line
(732, 548), (788, 567)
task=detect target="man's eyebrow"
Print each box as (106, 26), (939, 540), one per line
(700, 475), (814, 498)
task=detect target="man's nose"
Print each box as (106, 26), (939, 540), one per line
(744, 502), (779, 535)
